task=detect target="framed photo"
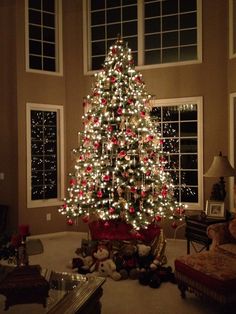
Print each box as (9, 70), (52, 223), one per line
(205, 200), (225, 219)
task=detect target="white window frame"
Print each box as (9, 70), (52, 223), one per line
(26, 103), (65, 208)
(25, 0), (63, 76)
(229, 0), (236, 59)
(83, 0), (202, 75)
(149, 96), (203, 211)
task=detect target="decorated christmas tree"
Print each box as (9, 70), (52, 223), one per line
(59, 38), (185, 231)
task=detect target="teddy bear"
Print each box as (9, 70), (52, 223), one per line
(90, 245), (121, 281)
(136, 243), (153, 272)
(113, 242), (139, 280)
(71, 255), (95, 275)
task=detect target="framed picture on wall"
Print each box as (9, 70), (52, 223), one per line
(205, 200), (225, 219)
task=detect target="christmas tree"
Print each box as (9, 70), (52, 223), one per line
(59, 38), (185, 230)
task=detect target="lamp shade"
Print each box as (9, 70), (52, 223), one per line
(204, 155), (235, 178)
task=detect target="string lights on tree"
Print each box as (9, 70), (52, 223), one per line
(59, 37), (186, 230)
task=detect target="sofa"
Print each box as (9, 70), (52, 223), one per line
(174, 217), (236, 308)
(207, 217), (236, 254)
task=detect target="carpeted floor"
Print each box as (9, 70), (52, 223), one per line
(0, 232), (232, 314)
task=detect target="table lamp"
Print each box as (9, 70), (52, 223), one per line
(204, 152), (235, 201)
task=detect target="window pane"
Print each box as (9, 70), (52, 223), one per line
(29, 40), (42, 55)
(145, 2), (160, 18)
(180, 13), (197, 29)
(107, 8), (121, 23)
(107, 24), (121, 38)
(181, 171), (198, 185)
(92, 26), (105, 40)
(43, 12), (55, 27)
(180, 0), (197, 12)
(162, 16), (178, 32)
(123, 0), (137, 5)
(30, 55), (42, 69)
(122, 5), (137, 21)
(107, 0), (121, 8)
(29, 0), (41, 10)
(180, 45), (197, 61)
(180, 138), (197, 153)
(123, 21), (137, 36)
(91, 0), (105, 11)
(43, 27), (55, 42)
(29, 25), (42, 40)
(29, 9), (41, 24)
(180, 122), (197, 137)
(92, 56), (105, 70)
(92, 41), (106, 56)
(163, 31), (178, 47)
(181, 154), (197, 169)
(91, 11), (105, 25)
(125, 36), (137, 51)
(181, 186), (198, 202)
(180, 105), (197, 120)
(163, 122), (179, 137)
(180, 29), (197, 45)
(43, 57), (56, 71)
(162, 48), (178, 63)
(145, 50), (161, 65)
(43, 42), (55, 57)
(162, 0), (178, 15)
(145, 18), (160, 33)
(145, 34), (161, 49)
(43, 0), (55, 12)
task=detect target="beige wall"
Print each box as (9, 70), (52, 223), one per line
(0, 0), (235, 236)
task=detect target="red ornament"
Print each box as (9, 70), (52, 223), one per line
(109, 207), (115, 214)
(78, 190), (83, 197)
(101, 98), (107, 105)
(161, 186), (168, 198)
(129, 207), (135, 214)
(140, 111), (146, 117)
(118, 150), (126, 159)
(155, 215), (162, 222)
(97, 190), (103, 198)
(141, 191), (146, 197)
(69, 178), (76, 186)
(130, 186), (137, 193)
(126, 128), (133, 136)
(81, 179), (87, 186)
(86, 165), (93, 173)
(171, 221), (178, 229)
(112, 47), (117, 55)
(67, 218), (74, 226)
(94, 142), (100, 149)
(94, 117), (99, 124)
(110, 76), (117, 83)
(146, 170), (151, 176)
(111, 136), (118, 145)
(117, 107), (123, 115)
(127, 98), (134, 105)
(107, 125), (113, 132)
(82, 215), (89, 223)
(103, 175), (110, 181)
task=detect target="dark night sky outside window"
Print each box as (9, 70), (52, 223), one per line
(31, 110), (58, 200)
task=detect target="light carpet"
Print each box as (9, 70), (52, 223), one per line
(0, 232), (231, 314)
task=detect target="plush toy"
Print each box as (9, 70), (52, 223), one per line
(90, 245), (121, 281)
(136, 243), (153, 272)
(138, 265), (176, 288)
(71, 255), (95, 274)
(149, 229), (167, 270)
(114, 242), (138, 280)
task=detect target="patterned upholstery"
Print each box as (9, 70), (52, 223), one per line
(175, 250), (236, 304)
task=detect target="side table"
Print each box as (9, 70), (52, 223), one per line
(185, 214), (227, 254)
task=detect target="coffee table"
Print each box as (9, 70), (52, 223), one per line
(0, 266), (105, 314)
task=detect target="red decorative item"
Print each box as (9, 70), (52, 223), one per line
(146, 170), (151, 176)
(67, 218), (74, 226)
(81, 179), (87, 186)
(103, 175), (110, 182)
(97, 190), (103, 198)
(110, 76), (117, 83)
(86, 165), (93, 173)
(129, 207), (135, 214)
(101, 98), (107, 105)
(104, 221), (110, 227)
(111, 136), (118, 145)
(141, 191), (146, 197)
(155, 215), (162, 222)
(112, 47), (117, 55)
(10, 234), (22, 248)
(69, 178), (76, 186)
(130, 186), (137, 193)
(94, 142), (100, 149)
(171, 221), (178, 229)
(94, 117), (99, 124)
(140, 111), (146, 117)
(117, 107), (123, 115)
(127, 98), (134, 104)
(107, 125), (113, 132)
(19, 225), (30, 237)
(78, 190), (83, 197)
(108, 207), (115, 214)
(82, 215), (89, 223)
(118, 150), (126, 159)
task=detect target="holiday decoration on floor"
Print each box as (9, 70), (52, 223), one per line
(59, 37), (185, 231)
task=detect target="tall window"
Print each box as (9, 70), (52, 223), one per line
(25, 0), (63, 75)
(83, 0), (202, 72)
(150, 97), (203, 210)
(27, 103), (64, 208)
(229, 0), (236, 58)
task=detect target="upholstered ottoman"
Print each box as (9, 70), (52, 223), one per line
(175, 250), (236, 306)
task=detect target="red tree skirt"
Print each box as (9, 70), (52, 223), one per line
(88, 219), (161, 243)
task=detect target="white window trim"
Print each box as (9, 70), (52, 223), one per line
(229, 0), (236, 59)
(149, 96), (203, 211)
(26, 102), (65, 208)
(83, 0), (202, 75)
(229, 92), (236, 212)
(25, 0), (63, 76)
